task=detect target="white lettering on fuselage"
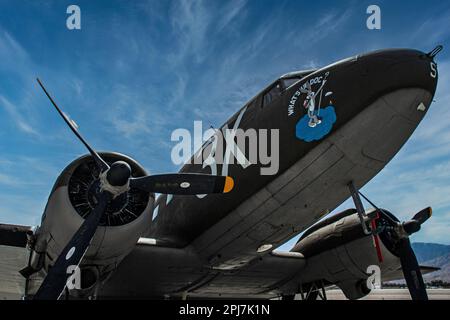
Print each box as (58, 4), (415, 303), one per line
(171, 106), (280, 177)
(168, 106), (280, 204)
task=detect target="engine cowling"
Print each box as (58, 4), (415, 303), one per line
(291, 209), (403, 300)
(33, 152), (154, 287)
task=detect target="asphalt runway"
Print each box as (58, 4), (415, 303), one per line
(326, 289), (450, 300)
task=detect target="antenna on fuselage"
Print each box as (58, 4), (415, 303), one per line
(427, 45), (443, 59)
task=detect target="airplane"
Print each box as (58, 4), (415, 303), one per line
(0, 45), (443, 300)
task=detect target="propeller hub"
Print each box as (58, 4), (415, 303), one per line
(106, 161), (132, 186)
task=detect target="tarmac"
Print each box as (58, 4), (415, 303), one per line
(326, 289), (450, 300)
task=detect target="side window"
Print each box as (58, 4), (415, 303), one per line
(262, 82), (282, 107)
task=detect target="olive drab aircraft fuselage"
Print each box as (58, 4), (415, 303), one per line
(149, 48), (437, 262)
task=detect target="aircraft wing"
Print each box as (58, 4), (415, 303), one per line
(99, 206), (442, 300)
(0, 245), (28, 299)
(0, 224), (35, 299)
(382, 266), (441, 283)
(0, 223), (33, 248)
(99, 241), (307, 299)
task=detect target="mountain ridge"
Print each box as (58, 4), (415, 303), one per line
(412, 242), (450, 283)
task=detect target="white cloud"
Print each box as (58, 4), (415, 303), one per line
(0, 95), (39, 136)
(408, 9), (450, 47)
(292, 8), (353, 47)
(0, 30), (29, 68)
(0, 27), (47, 139)
(112, 109), (152, 138)
(0, 193), (45, 226)
(216, 0), (247, 32)
(168, 0), (212, 65)
(0, 173), (17, 187)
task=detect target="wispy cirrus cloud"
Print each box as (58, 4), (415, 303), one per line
(216, 0), (248, 32)
(0, 29), (29, 71)
(408, 8), (450, 46)
(168, 0), (212, 66)
(0, 95), (38, 136)
(0, 28), (41, 137)
(292, 8), (353, 47)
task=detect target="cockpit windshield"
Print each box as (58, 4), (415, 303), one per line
(263, 82), (282, 107)
(282, 77), (301, 89)
(280, 69), (317, 90)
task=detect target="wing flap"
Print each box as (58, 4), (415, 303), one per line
(0, 224), (33, 248)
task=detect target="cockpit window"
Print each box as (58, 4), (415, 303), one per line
(262, 82), (282, 107)
(282, 77), (300, 89)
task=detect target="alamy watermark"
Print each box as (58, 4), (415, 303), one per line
(366, 264), (382, 290)
(171, 109), (280, 176)
(66, 265), (81, 290)
(66, 5), (81, 30)
(366, 5), (381, 30)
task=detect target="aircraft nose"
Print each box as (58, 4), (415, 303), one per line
(358, 48), (439, 121)
(359, 48), (438, 93)
(324, 49), (440, 166)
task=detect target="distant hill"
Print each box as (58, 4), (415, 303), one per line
(413, 242), (450, 283)
(412, 243), (450, 263)
(421, 253), (450, 282)
(385, 243), (450, 285)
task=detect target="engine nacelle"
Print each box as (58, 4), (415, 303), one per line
(292, 209), (402, 300)
(33, 152), (154, 286)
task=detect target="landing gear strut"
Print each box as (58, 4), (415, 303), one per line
(299, 281), (327, 300)
(348, 181), (385, 262)
(281, 281), (328, 300)
(348, 181), (372, 235)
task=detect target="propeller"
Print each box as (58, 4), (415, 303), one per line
(377, 207), (432, 300)
(34, 78), (234, 299)
(397, 238), (428, 300)
(36, 78), (109, 173)
(34, 191), (111, 300)
(397, 207), (431, 301)
(130, 173), (234, 195)
(411, 207), (432, 226)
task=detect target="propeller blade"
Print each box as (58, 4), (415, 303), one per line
(34, 191), (111, 300)
(412, 207), (432, 225)
(403, 207), (432, 235)
(397, 238), (428, 300)
(36, 78), (109, 172)
(402, 220), (421, 235)
(130, 173), (234, 195)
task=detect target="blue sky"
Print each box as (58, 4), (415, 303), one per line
(0, 0), (449, 248)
